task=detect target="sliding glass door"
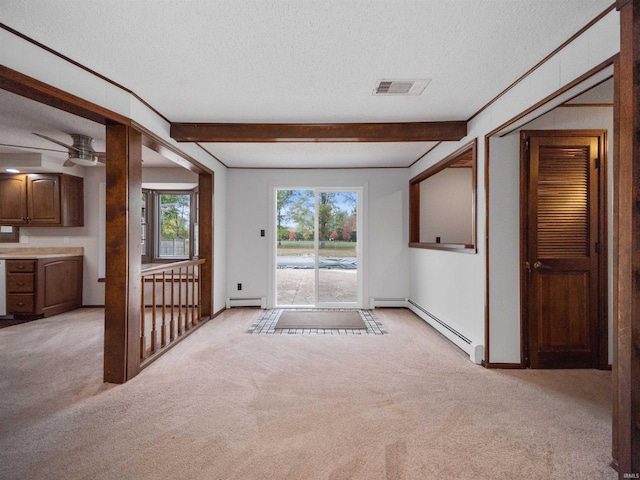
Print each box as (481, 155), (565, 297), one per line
(275, 188), (360, 308)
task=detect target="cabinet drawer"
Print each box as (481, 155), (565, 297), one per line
(7, 274), (35, 293)
(7, 260), (36, 273)
(7, 294), (35, 313)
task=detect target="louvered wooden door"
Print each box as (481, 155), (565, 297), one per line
(524, 133), (602, 369)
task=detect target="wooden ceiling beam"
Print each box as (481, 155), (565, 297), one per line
(170, 121), (467, 143)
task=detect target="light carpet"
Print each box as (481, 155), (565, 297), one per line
(0, 307), (615, 479)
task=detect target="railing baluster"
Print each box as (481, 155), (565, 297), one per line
(139, 259), (206, 367)
(196, 263), (201, 323)
(178, 266), (183, 335)
(170, 269), (175, 342)
(190, 264), (196, 325)
(140, 276), (146, 360)
(151, 273), (157, 353)
(184, 266), (193, 328)
(161, 271), (167, 347)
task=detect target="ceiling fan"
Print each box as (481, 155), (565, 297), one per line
(0, 133), (106, 167)
(32, 133), (106, 167)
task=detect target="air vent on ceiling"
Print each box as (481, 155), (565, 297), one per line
(373, 79), (431, 96)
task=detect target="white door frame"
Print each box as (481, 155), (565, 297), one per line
(268, 184), (365, 309)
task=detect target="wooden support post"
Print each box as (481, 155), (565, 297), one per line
(104, 124), (142, 384)
(198, 171), (214, 318)
(615, 0), (640, 476)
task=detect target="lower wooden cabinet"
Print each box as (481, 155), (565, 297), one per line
(5, 256), (83, 318)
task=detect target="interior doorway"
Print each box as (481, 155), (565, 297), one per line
(275, 188), (361, 308)
(520, 130), (608, 369)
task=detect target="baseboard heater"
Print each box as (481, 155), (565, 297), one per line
(226, 297), (266, 309)
(370, 297), (408, 308)
(407, 299), (483, 365)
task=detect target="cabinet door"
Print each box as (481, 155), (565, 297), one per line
(0, 175), (28, 224)
(27, 174), (61, 225)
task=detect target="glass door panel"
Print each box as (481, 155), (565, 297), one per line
(276, 189), (315, 306)
(317, 191), (358, 305)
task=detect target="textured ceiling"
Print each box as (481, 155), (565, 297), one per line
(0, 0), (613, 169)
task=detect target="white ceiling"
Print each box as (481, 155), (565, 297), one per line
(0, 0), (613, 170)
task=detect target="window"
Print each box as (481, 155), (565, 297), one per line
(142, 188), (197, 262)
(409, 139), (477, 253)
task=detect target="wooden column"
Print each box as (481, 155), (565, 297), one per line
(615, 0), (640, 476)
(198, 171), (214, 318)
(104, 124), (143, 384)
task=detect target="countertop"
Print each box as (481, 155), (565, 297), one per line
(0, 247), (83, 259)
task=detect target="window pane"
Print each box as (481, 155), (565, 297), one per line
(158, 193), (190, 257)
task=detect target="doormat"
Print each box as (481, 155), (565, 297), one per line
(247, 309), (386, 335)
(277, 310), (366, 329)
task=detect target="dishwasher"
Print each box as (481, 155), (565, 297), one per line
(0, 260), (6, 316)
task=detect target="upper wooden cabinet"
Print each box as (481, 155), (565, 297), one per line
(0, 173), (84, 226)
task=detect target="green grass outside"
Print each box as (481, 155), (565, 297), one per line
(277, 240), (357, 257)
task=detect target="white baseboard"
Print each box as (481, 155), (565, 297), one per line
(369, 297), (408, 308)
(407, 299), (483, 365)
(226, 297), (266, 309)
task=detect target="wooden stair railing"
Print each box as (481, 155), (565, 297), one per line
(140, 259), (206, 366)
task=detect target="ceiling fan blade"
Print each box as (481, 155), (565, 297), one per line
(62, 159), (77, 167)
(32, 132), (80, 152)
(0, 143), (67, 153)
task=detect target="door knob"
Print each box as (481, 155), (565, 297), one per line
(533, 261), (551, 270)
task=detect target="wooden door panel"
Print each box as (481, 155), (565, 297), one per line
(27, 174), (61, 224)
(0, 175), (28, 223)
(524, 131), (603, 369)
(537, 272), (590, 350)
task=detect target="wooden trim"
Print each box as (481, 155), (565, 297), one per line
(558, 103), (614, 108)
(616, 0), (632, 9)
(408, 242), (475, 254)
(614, 0), (640, 473)
(409, 139), (477, 252)
(104, 124), (143, 384)
(612, 53), (621, 476)
(227, 165), (406, 171)
(483, 362), (525, 369)
(213, 306), (226, 318)
(484, 136), (491, 366)
(519, 132), (529, 367)
(170, 121), (467, 143)
(196, 143), (229, 169)
(131, 121), (211, 175)
(0, 65), (131, 126)
(0, 72), (211, 179)
(0, 23), (170, 124)
(495, 73), (614, 139)
(599, 129), (610, 371)
(198, 171), (214, 319)
(408, 142), (442, 168)
(560, 76), (616, 106)
(487, 57), (616, 139)
(468, 4), (617, 123)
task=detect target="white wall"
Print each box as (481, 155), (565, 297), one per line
(408, 9), (618, 362)
(226, 169), (409, 308)
(489, 105), (614, 364)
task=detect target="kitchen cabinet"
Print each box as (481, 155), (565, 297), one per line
(5, 256), (83, 318)
(0, 173), (84, 226)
